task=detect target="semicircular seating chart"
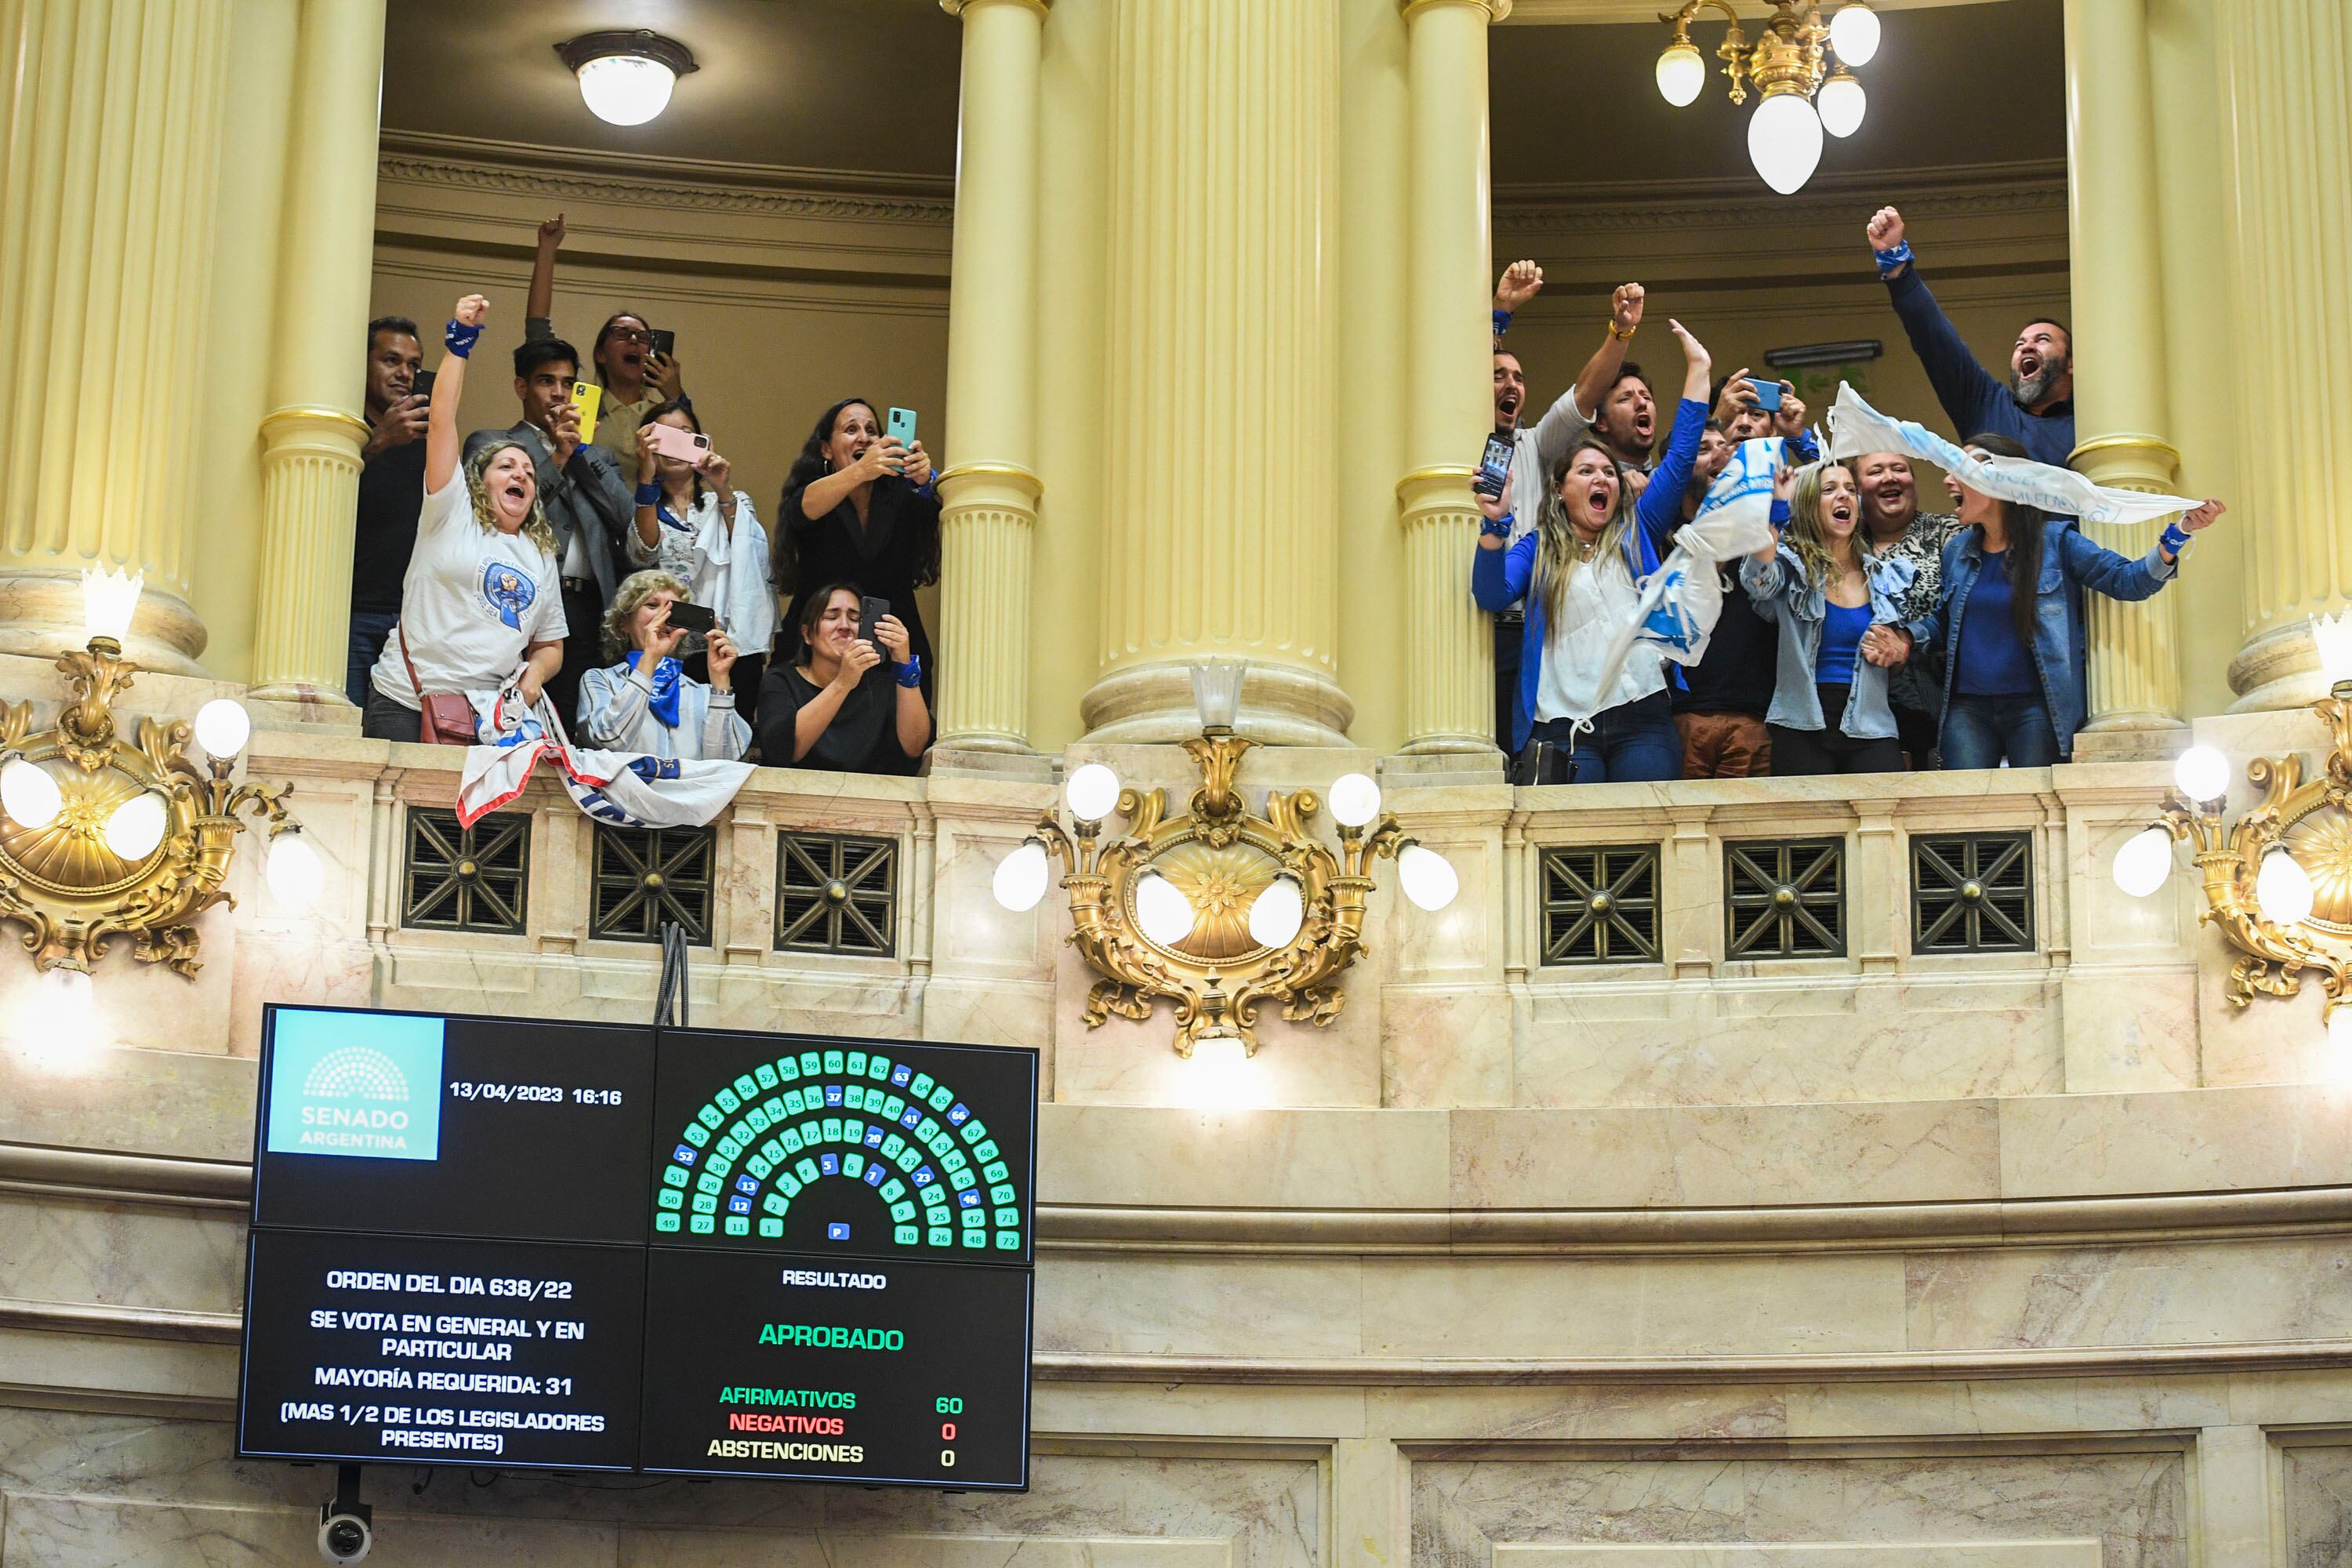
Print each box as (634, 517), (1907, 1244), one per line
(654, 1045), (1022, 1254)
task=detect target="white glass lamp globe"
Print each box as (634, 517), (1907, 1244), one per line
(2257, 845), (2316, 927)
(1655, 42), (1705, 107)
(991, 839), (1051, 912)
(28, 964), (96, 1044)
(2111, 826), (2175, 897)
(1065, 763), (1121, 823)
(1328, 772), (1382, 829)
(266, 832), (326, 910)
(576, 53), (677, 126)
(1134, 869), (1196, 946)
(1817, 71), (1867, 138)
(103, 791), (166, 861)
(1829, 2), (1882, 66)
(193, 699), (250, 760)
(1181, 1034), (1257, 1109)
(1247, 874), (1306, 949)
(1748, 89), (1825, 194)
(1397, 844), (1460, 911)
(0, 757), (63, 830)
(2173, 744), (2231, 803)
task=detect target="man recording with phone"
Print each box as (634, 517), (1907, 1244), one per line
(463, 335), (637, 722)
(349, 315), (427, 706)
(524, 213), (686, 466)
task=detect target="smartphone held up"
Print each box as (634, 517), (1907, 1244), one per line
(1473, 430), (1515, 499)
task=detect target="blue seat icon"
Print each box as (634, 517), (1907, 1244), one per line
(826, 1222), (850, 1241)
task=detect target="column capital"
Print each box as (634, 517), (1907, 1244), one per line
(2070, 432), (2181, 485)
(938, 461), (1044, 504)
(1401, 0), (1509, 21)
(942, 0), (1048, 16)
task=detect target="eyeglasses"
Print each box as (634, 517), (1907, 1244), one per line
(607, 328), (652, 347)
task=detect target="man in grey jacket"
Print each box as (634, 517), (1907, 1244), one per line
(464, 335), (636, 724)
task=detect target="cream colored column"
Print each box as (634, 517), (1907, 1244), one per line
(2220, 0), (2352, 710)
(245, 0), (387, 703)
(1396, 0), (1504, 757)
(0, 0), (229, 673)
(934, 0), (1047, 761)
(1078, 0), (1350, 746)
(2063, 0), (2189, 757)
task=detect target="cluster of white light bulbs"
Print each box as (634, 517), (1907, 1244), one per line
(2111, 744), (2316, 926)
(0, 699), (324, 910)
(991, 767), (1461, 946)
(1656, 2), (1880, 194)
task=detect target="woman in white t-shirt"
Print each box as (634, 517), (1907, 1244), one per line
(363, 294), (570, 743)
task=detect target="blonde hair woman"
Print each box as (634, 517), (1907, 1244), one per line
(362, 293), (568, 743)
(574, 571), (749, 761)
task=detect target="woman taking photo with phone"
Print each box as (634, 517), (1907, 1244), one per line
(575, 571), (750, 760)
(1863, 432), (2227, 767)
(1740, 462), (1911, 775)
(755, 583), (932, 775)
(1472, 318), (1715, 783)
(629, 398), (773, 721)
(776, 399), (939, 701)
(362, 293), (568, 744)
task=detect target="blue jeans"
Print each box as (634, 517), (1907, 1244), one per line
(347, 609), (401, 707)
(1940, 692), (2061, 769)
(1530, 691), (1681, 784)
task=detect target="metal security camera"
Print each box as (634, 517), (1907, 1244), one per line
(317, 1465), (372, 1563)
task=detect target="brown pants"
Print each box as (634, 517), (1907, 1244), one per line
(1675, 710), (1772, 779)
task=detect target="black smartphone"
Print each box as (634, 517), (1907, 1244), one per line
(412, 368), (437, 405)
(648, 328), (676, 359)
(1473, 430), (1514, 498)
(666, 601), (716, 636)
(857, 595), (890, 650)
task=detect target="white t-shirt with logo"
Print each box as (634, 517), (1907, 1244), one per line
(371, 469), (568, 708)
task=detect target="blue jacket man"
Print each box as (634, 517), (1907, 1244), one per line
(1867, 205), (2075, 468)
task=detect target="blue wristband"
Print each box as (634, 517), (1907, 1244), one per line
(1492, 308), (1513, 338)
(1481, 510), (1515, 539)
(1873, 240), (1914, 277)
(2160, 521), (2191, 556)
(633, 481), (662, 506)
(895, 654), (924, 689)
(445, 319), (481, 358)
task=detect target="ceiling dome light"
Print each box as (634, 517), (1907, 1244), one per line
(267, 831), (326, 911)
(556, 30), (699, 129)
(1817, 70), (1867, 138)
(2173, 744), (2231, 804)
(1655, 41), (1705, 107)
(2111, 826), (2174, 898)
(1065, 763), (1121, 823)
(1134, 869), (1196, 947)
(193, 699), (251, 760)
(1328, 773), (1382, 829)
(992, 839), (1051, 912)
(1829, 2), (1882, 66)
(103, 791), (167, 862)
(1748, 85), (1824, 194)
(1, 756), (63, 830)
(2257, 845), (2316, 928)
(1247, 873), (1305, 950)
(1397, 844), (1459, 912)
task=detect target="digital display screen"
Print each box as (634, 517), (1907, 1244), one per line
(239, 1005), (1036, 1490)
(637, 1250), (1031, 1486)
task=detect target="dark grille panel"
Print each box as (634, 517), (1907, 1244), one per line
(591, 824), (717, 946)
(1912, 831), (2034, 953)
(1725, 837), (1845, 959)
(1540, 845), (1662, 964)
(401, 808), (528, 935)
(775, 832), (898, 956)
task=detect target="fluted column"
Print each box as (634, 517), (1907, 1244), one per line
(1078, 0), (1351, 746)
(1396, 0), (1505, 756)
(245, 0), (387, 702)
(2063, 0), (2187, 756)
(2220, 0), (2352, 710)
(0, 0), (230, 673)
(935, 0), (1047, 759)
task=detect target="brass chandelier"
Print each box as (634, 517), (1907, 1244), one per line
(0, 570), (322, 1018)
(2111, 614), (2352, 1047)
(1654, 1), (1882, 194)
(990, 663), (1457, 1058)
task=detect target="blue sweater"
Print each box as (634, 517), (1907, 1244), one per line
(1473, 397), (1711, 755)
(1885, 265), (2074, 468)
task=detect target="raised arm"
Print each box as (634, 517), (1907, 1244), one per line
(1866, 207), (2003, 435)
(1629, 320), (1714, 555)
(1561, 285), (1645, 448)
(424, 294), (488, 494)
(525, 213), (563, 330)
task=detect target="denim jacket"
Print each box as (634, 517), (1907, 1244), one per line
(1905, 521), (2178, 760)
(1740, 546), (1914, 739)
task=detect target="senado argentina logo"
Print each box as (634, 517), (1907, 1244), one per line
(267, 1011), (445, 1163)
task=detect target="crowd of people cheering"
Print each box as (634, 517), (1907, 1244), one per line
(344, 205), (2223, 783)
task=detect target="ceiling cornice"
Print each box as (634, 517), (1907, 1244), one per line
(1493, 157), (2066, 233)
